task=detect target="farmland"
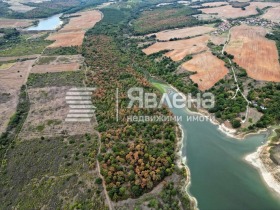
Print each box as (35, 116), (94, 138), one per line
(262, 6), (280, 23)
(200, 2), (280, 19)
(46, 10), (102, 48)
(151, 25), (215, 41)
(0, 18), (33, 28)
(181, 51), (228, 91)
(143, 35), (209, 61)
(0, 60), (35, 134)
(31, 55), (83, 73)
(132, 6), (200, 35)
(225, 25), (280, 82)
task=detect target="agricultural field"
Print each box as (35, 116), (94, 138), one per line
(4, 0), (36, 12)
(47, 10), (102, 48)
(31, 55), (83, 73)
(151, 25), (215, 41)
(181, 51), (228, 91)
(202, 2), (228, 7)
(262, 6), (280, 23)
(18, 86), (95, 140)
(200, 2), (280, 19)
(0, 60), (35, 134)
(132, 6), (200, 35)
(225, 25), (280, 82)
(143, 35), (209, 61)
(0, 18), (33, 28)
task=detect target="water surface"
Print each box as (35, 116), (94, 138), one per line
(27, 13), (62, 31)
(160, 84), (280, 210)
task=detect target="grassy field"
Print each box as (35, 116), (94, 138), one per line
(0, 36), (52, 57)
(27, 71), (84, 88)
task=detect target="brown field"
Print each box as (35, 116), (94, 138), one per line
(202, 2), (228, 7)
(31, 55), (83, 73)
(262, 6), (280, 23)
(0, 18), (33, 28)
(226, 25), (280, 82)
(151, 26), (215, 41)
(143, 35), (209, 61)
(210, 34), (227, 45)
(181, 52), (228, 91)
(31, 63), (80, 73)
(46, 10), (102, 48)
(0, 60), (35, 134)
(19, 86), (95, 140)
(60, 10), (102, 32)
(46, 31), (85, 48)
(200, 2), (280, 19)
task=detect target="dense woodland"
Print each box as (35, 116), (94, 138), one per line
(82, 4), (190, 208)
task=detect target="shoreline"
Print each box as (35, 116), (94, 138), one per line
(167, 84), (280, 199)
(176, 123), (198, 210)
(245, 143), (280, 195)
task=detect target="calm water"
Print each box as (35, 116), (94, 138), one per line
(27, 13), (62, 31)
(160, 84), (280, 210)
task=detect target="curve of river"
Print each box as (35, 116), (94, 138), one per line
(156, 82), (280, 210)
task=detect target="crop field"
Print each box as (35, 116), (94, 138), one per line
(0, 62), (15, 70)
(226, 25), (280, 82)
(262, 6), (280, 23)
(152, 25), (215, 41)
(133, 6), (199, 35)
(210, 34), (227, 45)
(31, 55), (83, 73)
(0, 60), (35, 134)
(18, 86), (95, 140)
(5, 0), (35, 12)
(202, 2), (228, 7)
(200, 2), (280, 19)
(46, 10), (102, 48)
(181, 52), (228, 91)
(143, 35), (209, 61)
(0, 18), (32, 28)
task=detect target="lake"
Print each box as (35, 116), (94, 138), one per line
(158, 83), (280, 210)
(27, 13), (62, 31)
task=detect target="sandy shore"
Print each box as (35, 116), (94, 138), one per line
(176, 123), (199, 210)
(167, 84), (280, 199)
(245, 144), (280, 195)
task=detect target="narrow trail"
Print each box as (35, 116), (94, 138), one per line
(94, 131), (113, 210)
(222, 27), (251, 123)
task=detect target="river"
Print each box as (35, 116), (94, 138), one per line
(157, 83), (280, 210)
(27, 13), (62, 31)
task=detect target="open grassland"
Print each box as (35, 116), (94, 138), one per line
(0, 134), (108, 209)
(262, 6), (280, 23)
(226, 25), (280, 82)
(181, 51), (228, 91)
(0, 18), (32, 28)
(200, 2), (280, 19)
(0, 36), (52, 57)
(31, 55), (83, 73)
(18, 86), (95, 140)
(152, 25), (215, 41)
(143, 35), (209, 61)
(47, 10), (102, 48)
(133, 6), (200, 35)
(0, 60), (35, 134)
